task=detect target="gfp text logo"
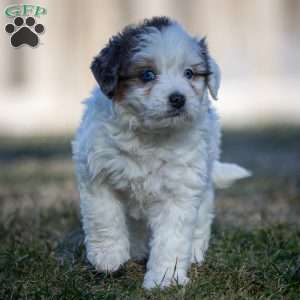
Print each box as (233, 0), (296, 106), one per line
(4, 4), (47, 48)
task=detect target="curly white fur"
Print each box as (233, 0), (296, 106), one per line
(72, 18), (250, 289)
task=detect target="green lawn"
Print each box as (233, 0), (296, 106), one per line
(0, 128), (300, 299)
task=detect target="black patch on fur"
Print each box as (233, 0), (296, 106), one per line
(198, 37), (210, 73)
(198, 37), (212, 89)
(142, 16), (172, 31)
(91, 16), (172, 99)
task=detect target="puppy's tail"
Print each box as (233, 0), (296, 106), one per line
(212, 161), (251, 189)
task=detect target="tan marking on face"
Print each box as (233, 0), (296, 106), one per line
(191, 62), (206, 70)
(187, 63), (208, 96)
(190, 62), (210, 77)
(143, 84), (155, 97)
(114, 58), (158, 101)
(189, 81), (199, 96)
(188, 76), (206, 96)
(114, 80), (128, 102)
(127, 57), (158, 78)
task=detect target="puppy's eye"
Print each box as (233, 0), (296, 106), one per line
(140, 70), (156, 82)
(184, 68), (194, 80)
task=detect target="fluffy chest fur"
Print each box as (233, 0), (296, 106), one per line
(86, 120), (211, 219)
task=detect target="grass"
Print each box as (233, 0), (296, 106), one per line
(1, 210), (299, 299)
(0, 128), (300, 299)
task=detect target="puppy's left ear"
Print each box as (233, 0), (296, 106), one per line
(91, 38), (122, 99)
(199, 38), (221, 100)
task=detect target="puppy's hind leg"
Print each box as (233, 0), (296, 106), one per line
(80, 184), (130, 272)
(191, 187), (214, 264)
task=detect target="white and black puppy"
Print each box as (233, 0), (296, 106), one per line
(72, 17), (250, 289)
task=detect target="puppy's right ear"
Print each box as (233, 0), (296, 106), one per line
(199, 37), (221, 100)
(206, 56), (221, 100)
(91, 39), (121, 99)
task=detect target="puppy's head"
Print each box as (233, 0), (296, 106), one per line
(91, 17), (221, 130)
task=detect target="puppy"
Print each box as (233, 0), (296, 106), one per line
(72, 16), (250, 289)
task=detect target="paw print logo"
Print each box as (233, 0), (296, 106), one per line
(5, 16), (45, 48)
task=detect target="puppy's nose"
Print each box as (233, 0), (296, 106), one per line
(169, 92), (186, 109)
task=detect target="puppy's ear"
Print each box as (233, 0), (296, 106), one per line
(199, 37), (221, 100)
(91, 39), (121, 99)
(207, 56), (221, 100)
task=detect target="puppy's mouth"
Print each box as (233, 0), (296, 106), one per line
(141, 108), (192, 128)
(165, 109), (186, 118)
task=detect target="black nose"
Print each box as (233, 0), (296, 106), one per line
(169, 92), (186, 109)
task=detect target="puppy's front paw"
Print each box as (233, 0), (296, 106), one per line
(191, 248), (205, 265)
(87, 246), (130, 273)
(191, 238), (209, 265)
(143, 270), (190, 289)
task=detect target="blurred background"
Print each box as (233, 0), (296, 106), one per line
(0, 0), (300, 224)
(0, 0), (300, 135)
